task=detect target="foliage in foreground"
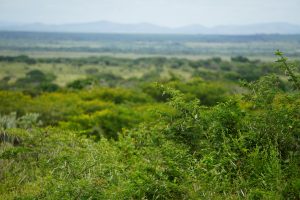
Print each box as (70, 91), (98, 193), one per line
(0, 52), (300, 199)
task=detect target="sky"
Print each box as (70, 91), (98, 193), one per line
(0, 0), (299, 27)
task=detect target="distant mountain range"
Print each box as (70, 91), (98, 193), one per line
(0, 21), (300, 35)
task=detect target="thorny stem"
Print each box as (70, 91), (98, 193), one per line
(275, 50), (300, 90)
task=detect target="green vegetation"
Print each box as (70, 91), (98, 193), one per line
(1, 32), (300, 59)
(0, 51), (299, 199)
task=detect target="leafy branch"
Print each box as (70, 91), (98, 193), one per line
(275, 50), (300, 90)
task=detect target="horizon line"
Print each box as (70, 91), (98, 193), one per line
(1, 20), (300, 28)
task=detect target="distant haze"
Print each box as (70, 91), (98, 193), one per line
(1, 21), (300, 35)
(0, 0), (299, 27)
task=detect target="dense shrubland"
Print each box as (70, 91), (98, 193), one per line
(0, 52), (299, 199)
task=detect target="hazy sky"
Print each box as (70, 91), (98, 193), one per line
(0, 0), (299, 27)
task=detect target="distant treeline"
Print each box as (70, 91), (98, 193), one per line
(1, 31), (300, 57)
(1, 31), (300, 42)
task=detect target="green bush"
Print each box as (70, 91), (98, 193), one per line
(0, 52), (299, 199)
